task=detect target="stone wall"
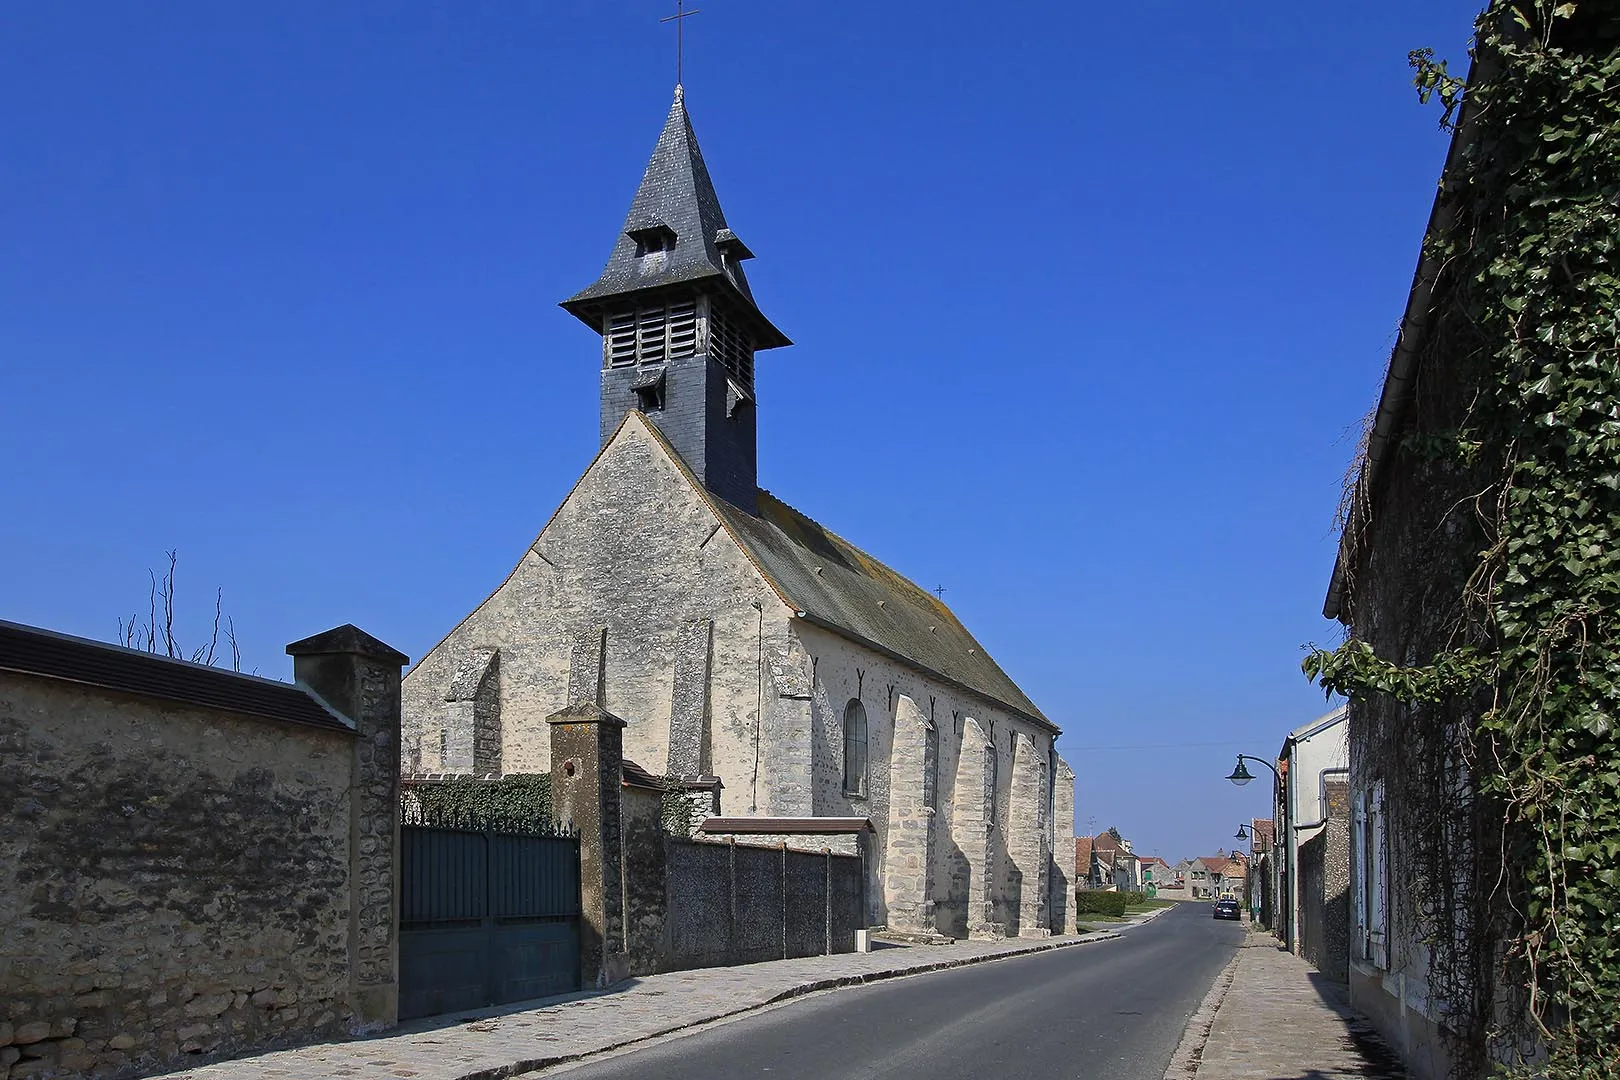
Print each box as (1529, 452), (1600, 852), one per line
(0, 625), (404, 1080)
(1299, 779), (1352, 983)
(1049, 758), (1076, 933)
(661, 839), (863, 971)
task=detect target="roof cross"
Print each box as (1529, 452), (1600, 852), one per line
(660, 0), (702, 89)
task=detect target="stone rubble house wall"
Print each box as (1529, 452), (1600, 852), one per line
(0, 623), (405, 1080)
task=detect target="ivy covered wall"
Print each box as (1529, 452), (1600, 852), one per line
(1307, 4), (1620, 1077)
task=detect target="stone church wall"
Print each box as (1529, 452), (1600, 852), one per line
(0, 635), (402, 1080)
(794, 622), (1057, 936)
(403, 420), (799, 812)
(404, 418), (1073, 943)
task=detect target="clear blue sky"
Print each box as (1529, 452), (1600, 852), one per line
(1, 2), (1481, 862)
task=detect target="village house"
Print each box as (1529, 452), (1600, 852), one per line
(400, 87), (1076, 940)
(1273, 708), (1349, 977)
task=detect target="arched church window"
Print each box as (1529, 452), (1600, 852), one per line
(842, 699), (868, 798)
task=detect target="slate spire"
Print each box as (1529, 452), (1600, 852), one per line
(561, 86), (788, 348)
(562, 87), (790, 513)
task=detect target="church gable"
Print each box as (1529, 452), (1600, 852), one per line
(402, 412), (791, 777)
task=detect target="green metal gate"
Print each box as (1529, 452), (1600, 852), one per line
(399, 810), (580, 1020)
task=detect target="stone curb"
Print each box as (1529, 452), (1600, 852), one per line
(470, 931), (1125, 1080)
(1162, 950), (1241, 1080)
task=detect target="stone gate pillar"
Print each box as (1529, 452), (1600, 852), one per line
(1009, 732), (1051, 937)
(950, 717), (1004, 940)
(881, 695), (937, 934)
(1050, 756), (1076, 933)
(286, 624), (410, 1032)
(548, 701), (629, 988)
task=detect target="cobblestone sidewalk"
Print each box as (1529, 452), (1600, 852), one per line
(167, 924), (1140, 1080)
(1166, 929), (1406, 1080)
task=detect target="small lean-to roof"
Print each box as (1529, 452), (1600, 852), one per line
(0, 619), (353, 734)
(705, 487), (1053, 730)
(1075, 836), (1094, 867)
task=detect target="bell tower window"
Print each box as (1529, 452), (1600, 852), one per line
(706, 301), (755, 390)
(603, 296), (698, 369)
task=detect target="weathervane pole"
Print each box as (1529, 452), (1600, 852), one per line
(660, 0), (702, 88)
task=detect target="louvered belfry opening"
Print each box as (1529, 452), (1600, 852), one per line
(706, 301), (754, 389)
(565, 88), (791, 512)
(602, 293), (752, 393)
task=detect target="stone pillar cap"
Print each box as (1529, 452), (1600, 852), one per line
(547, 701), (628, 728)
(286, 624), (410, 667)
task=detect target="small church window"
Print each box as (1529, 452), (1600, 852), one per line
(842, 699), (868, 798)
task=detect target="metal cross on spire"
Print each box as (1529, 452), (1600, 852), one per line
(660, 0), (702, 89)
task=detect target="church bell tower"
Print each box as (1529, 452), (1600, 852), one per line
(561, 86), (791, 513)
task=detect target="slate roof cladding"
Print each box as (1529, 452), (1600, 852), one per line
(562, 87), (790, 351)
(707, 488), (1053, 730)
(0, 619), (352, 734)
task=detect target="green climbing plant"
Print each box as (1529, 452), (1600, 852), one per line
(1305, 5), (1620, 1077)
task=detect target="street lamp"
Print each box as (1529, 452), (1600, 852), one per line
(1225, 754), (1279, 787)
(1234, 823), (1250, 841)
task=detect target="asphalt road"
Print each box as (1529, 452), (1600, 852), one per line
(544, 903), (1245, 1080)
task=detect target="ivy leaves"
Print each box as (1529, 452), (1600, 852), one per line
(1310, 3), (1620, 1074)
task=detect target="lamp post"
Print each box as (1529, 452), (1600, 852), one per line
(1224, 754), (1279, 787)
(1225, 754), (1281, 930)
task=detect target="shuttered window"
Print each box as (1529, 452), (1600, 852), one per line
(707, 303), (754, 389)
(603, 297), (698, 368)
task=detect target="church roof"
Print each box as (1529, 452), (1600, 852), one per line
(707, 488), (1053, 730)
(561, 87), (789, 350)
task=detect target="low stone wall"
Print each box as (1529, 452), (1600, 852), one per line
(1298, 817), (1351, 982)
(0, 622), (404, 1080)
(660, 839), (862, 972)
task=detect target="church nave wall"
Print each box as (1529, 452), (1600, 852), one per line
(792, 621), (1056, 936)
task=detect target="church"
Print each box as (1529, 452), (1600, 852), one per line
(401, 86), (1076, 939)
